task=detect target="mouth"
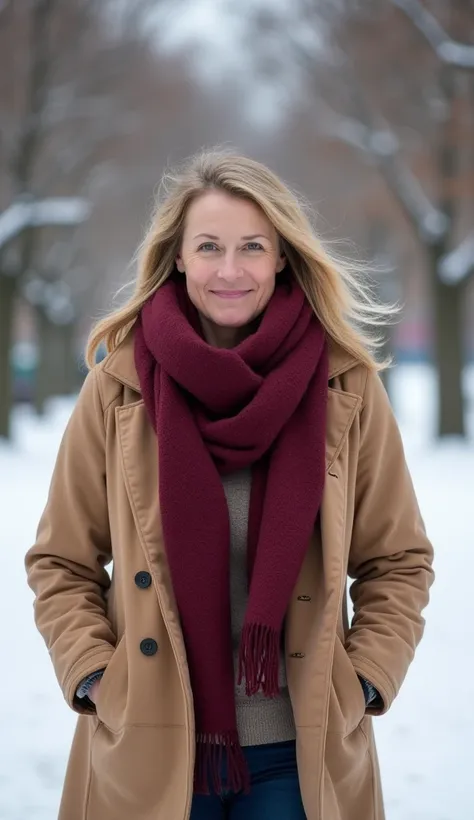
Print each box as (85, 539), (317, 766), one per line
(210, 290), (252, 299)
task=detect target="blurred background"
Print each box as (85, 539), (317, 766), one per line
(0, 1), (473, 818)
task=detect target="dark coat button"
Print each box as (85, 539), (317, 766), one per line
(140, 638), (158, 656)
(289, 652), (306, 659)
(135, 571), (152, 589)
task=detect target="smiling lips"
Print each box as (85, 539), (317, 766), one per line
(211, 290), (251, 299)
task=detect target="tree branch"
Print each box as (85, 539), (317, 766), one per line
(38, 106), (139, 195)
(0, 197), (91, 250)
(439, 233), (474, 284)
(310, 96), (448, 243)
(11, 0), (58, 192)
(391, 0), (474, 69)
(277, 11), (448, 244)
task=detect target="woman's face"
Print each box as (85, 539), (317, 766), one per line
(176, 190), (286, 346)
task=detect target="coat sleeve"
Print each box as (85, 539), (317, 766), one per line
(25, 368), (117, 714)
(345, 368), (434, 715)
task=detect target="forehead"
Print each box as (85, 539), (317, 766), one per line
(183, 190), (275, 237)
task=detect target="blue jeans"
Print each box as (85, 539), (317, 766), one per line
(190, 740), (306, 819)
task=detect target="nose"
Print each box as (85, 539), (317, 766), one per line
(217, 252), (243, 281)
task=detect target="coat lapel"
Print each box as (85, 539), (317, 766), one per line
(115, 400), (188, 668)
(287, 386), (362, 660)
(321, 387), (362, 629)
(325, 388), (362, 474)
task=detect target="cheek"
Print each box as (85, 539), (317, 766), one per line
(253, 263), (277, 289)
(184, 258), (211, 285)
(183, 262), (214, 306)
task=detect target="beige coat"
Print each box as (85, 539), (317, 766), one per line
(25, 330), (434, 820)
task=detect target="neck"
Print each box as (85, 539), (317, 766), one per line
(199, 314), (259, 349)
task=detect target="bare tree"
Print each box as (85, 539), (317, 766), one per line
(226, 0), (474, 436)
(328, 1), (474, 437)
(0, 0), (178, 436)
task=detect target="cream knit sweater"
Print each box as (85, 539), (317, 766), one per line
(223, 468), (296, 747)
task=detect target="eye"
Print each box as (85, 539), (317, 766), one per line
(245, 242), (264, 250)
(198, 242), (218, 252)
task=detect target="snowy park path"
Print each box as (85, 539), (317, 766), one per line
(1, 366), (473, 820)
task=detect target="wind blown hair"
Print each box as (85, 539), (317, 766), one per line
(85, 147), (400, 370)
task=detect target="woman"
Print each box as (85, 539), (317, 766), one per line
(25, 149), (434, 820)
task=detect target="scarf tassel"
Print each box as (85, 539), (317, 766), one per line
(194, 732), (251, 795)
(238, 622), (280, 698)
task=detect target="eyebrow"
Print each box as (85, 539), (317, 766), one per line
(193, 233), (270, 241)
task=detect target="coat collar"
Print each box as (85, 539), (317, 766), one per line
(102, 324), (360, 393)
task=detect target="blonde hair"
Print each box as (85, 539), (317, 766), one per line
(85, 147), (400, 371)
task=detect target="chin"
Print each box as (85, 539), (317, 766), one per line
(218, 316), (255, 329)
(211, 310), (253, 328)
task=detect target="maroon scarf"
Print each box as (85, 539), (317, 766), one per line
(134, 275), (328, 794)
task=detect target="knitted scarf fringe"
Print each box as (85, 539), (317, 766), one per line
(194, 731), (251, 795)
(238, 623), (280, 698)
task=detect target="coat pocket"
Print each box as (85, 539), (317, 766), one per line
(323, 636), (372, 817)
(87, 725), (189, 820)
(95, 633), (127, 732)
(328, 635), (366, 738)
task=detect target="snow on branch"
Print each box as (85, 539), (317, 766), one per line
(391, 0), (474, 69)
(0, 197), (91, 250)
(439, 233), (474, 285)
(317, 102), (448, 241)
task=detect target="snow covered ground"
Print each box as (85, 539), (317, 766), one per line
(0, 364), (473, 820)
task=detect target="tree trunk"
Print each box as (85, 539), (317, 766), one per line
(58, 322), (79, 395)
(34, 310), (60, 416)
(34, 314), (80, 414)
(0, 276), (16, 439)
(432, 257), (465, 437)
